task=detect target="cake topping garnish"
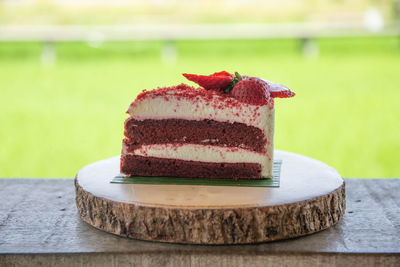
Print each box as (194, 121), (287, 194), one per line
(268, 82), (296, 98)
(231, 76), (273, 106)
(183, 71), (295, 106)
(224, 72), (244, 93)
(182, 71), (234, 93)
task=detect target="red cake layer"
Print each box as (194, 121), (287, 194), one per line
(124, 118), (267, 153)
(120, 154), (263, 180)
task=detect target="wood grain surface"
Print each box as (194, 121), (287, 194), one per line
(0, 178), (399, 266)
(75, 151), (345, 244)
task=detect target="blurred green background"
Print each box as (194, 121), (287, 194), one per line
(0, 0), (399, 178)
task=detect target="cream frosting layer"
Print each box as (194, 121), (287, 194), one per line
(127, 144), (272, 178)
(127, 90), (274, 130)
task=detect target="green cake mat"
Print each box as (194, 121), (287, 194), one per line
(111, 160), (281, 187)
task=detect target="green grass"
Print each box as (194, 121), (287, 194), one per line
(0, 37), (399, 178)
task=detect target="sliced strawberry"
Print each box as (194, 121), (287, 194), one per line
(230, 77), (272, 106)
(211, 71), (233, 77)
(182, 71), (234, 92)
(266, 80), (295, 98)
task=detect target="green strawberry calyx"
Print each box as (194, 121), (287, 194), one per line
(224, 72), (243, 93)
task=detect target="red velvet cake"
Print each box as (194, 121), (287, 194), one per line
(120, 71), (295, 179)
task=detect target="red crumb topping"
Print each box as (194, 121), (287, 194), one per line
(132, 83), (269, 109)
(136, 83), (217, 101)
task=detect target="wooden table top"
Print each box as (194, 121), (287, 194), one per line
(0, 178), (399, 266)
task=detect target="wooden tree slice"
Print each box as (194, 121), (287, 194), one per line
(75, 150), (345, 244)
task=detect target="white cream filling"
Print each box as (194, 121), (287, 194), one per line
(128, 144), (272, 178)
(128, 94), (274, 130)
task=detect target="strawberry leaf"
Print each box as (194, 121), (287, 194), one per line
(224, 72), (243, 93)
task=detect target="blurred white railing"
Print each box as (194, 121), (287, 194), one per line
(0, 22), (399, 42)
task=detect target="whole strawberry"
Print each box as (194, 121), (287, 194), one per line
(183, 71), (234, 93)
(230, 76), (273, 106)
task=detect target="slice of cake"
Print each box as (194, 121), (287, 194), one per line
(120, 71), (294, 180)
